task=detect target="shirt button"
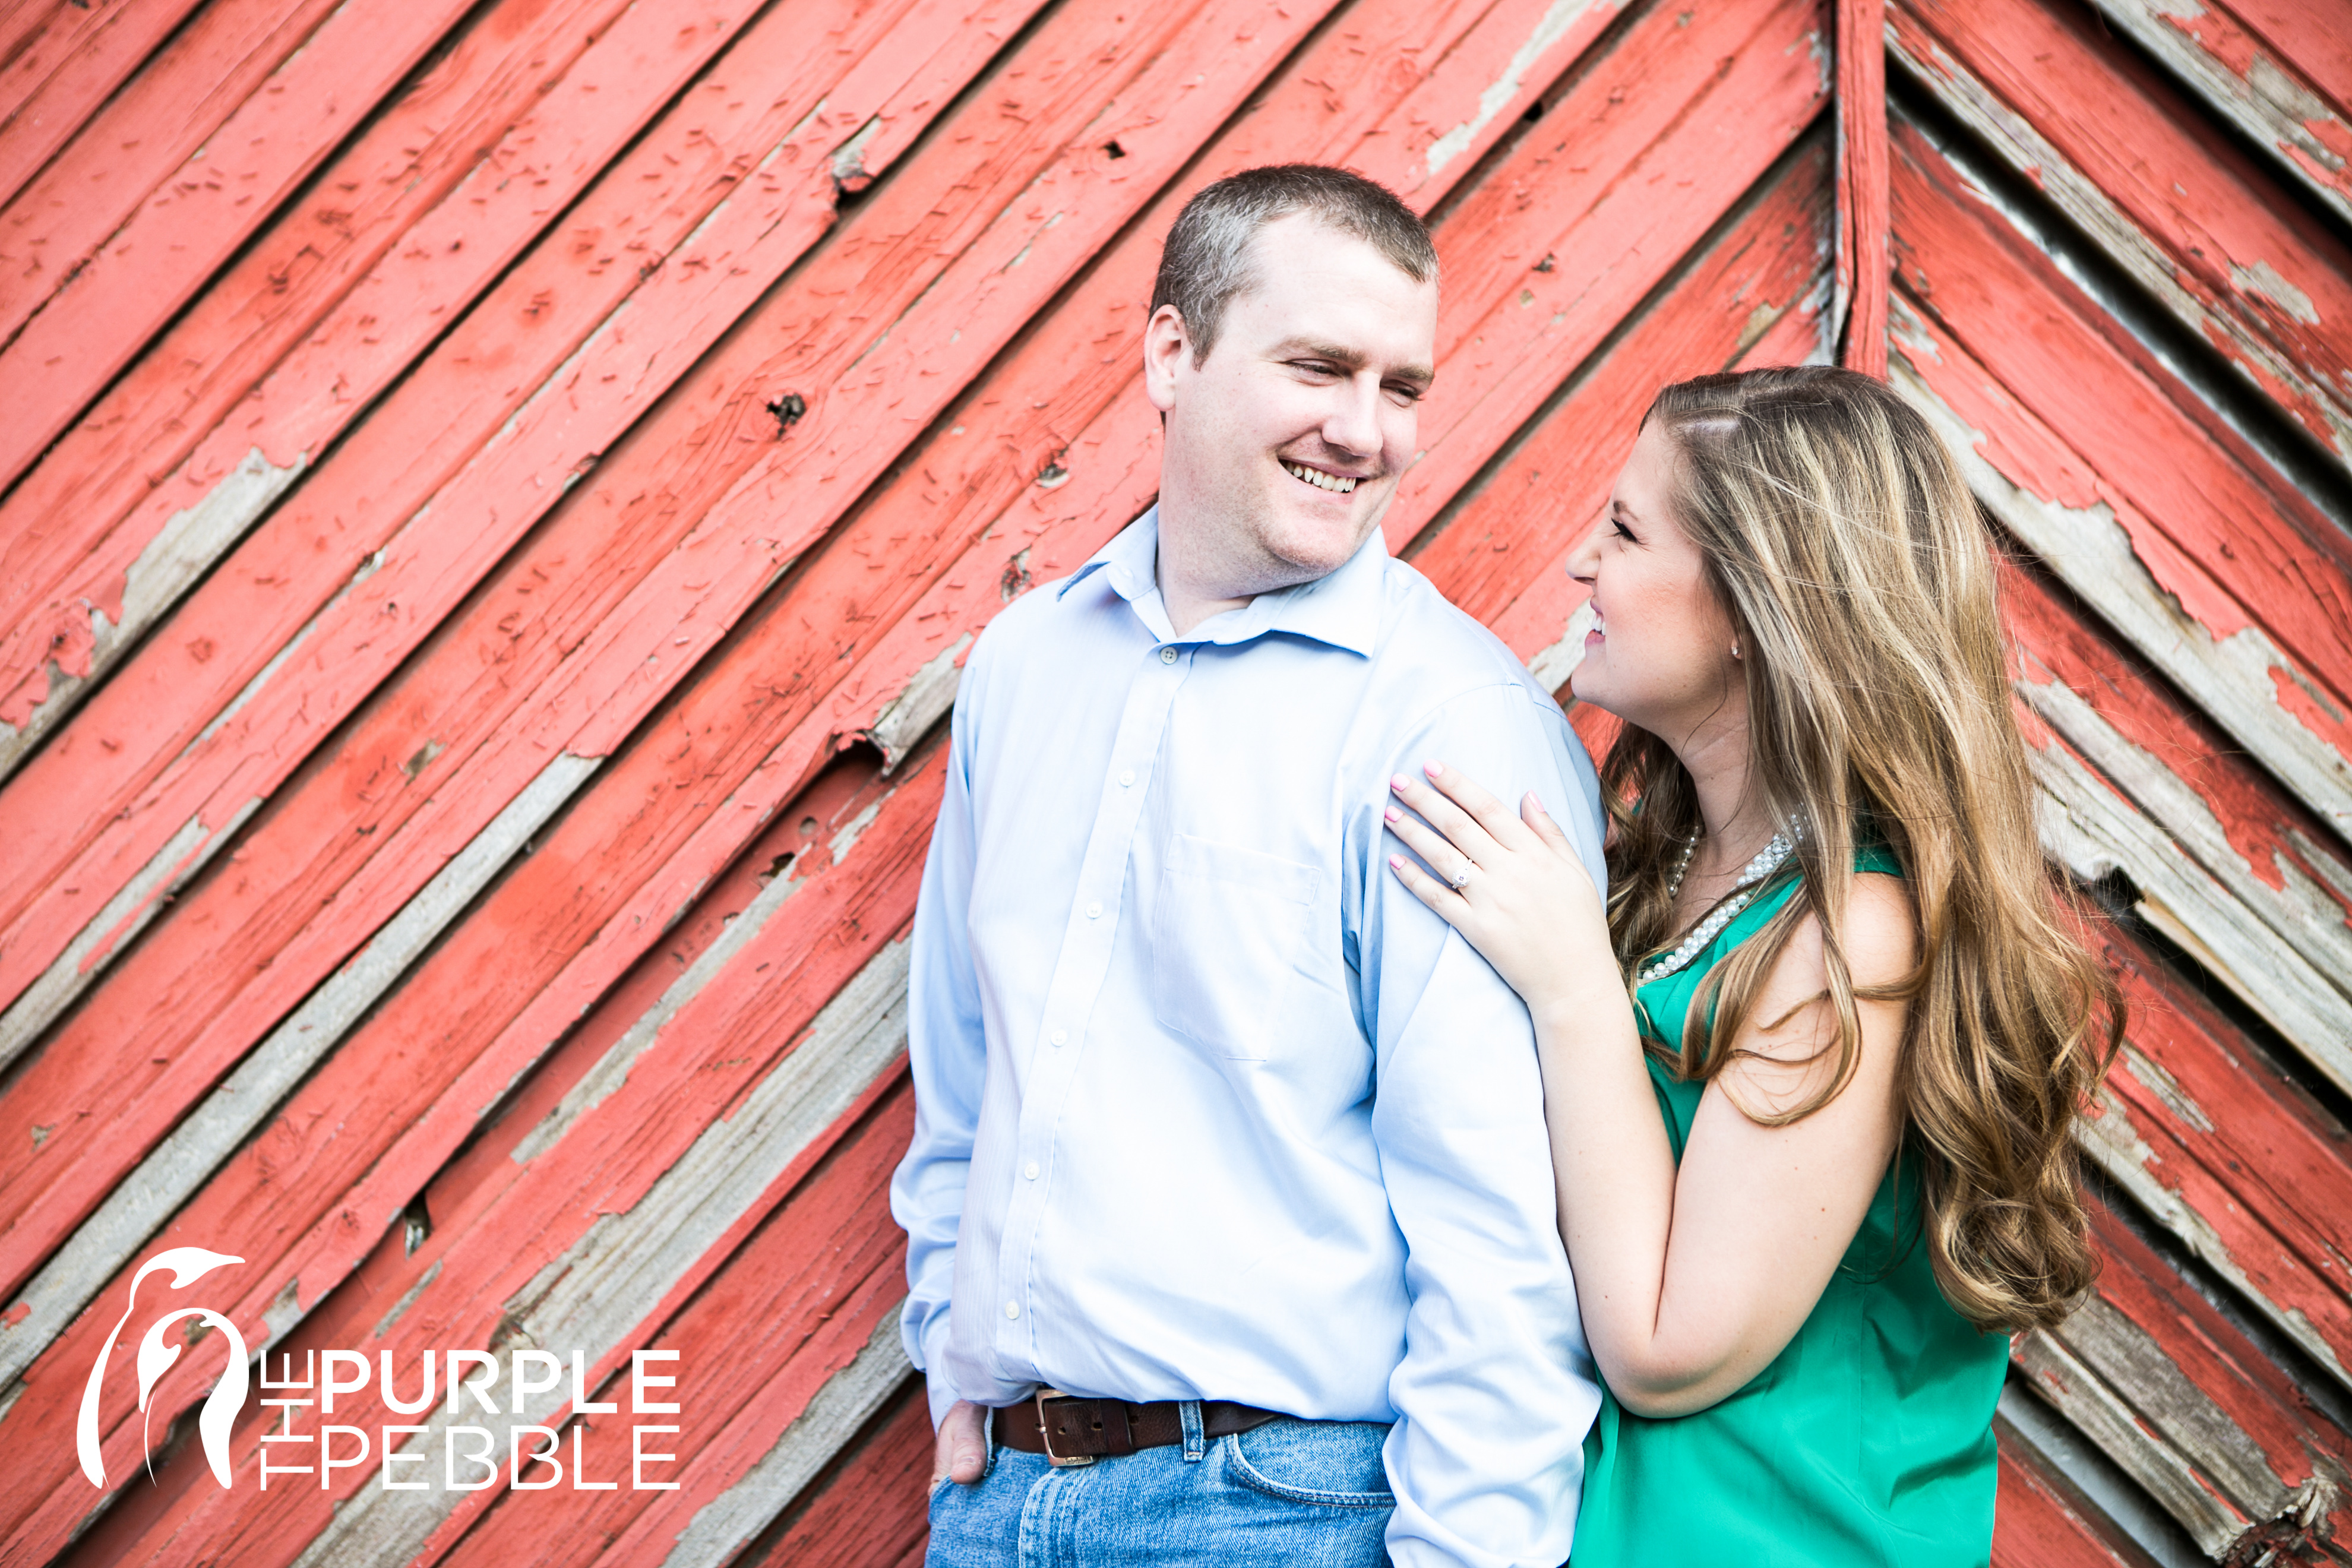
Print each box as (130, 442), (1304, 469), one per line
(1160, 646), (1178, 664)
(1118, 769), (1135, 787)
(1050, 1028), (1068, 1046)
(1005, 1301), (1021, 1320)
(1085, 900), (1102, 919)
(1025, 1161), (1040, 1180)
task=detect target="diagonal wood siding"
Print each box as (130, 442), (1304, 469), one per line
(0, 0), (2345, 1562)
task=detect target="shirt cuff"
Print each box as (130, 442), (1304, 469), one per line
(914, 1305), (962, 1428)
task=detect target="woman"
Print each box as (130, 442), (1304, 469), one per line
(1384, 367), (2119, 1565)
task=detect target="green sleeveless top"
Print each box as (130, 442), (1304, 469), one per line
(1570, 846), (2008, 1567)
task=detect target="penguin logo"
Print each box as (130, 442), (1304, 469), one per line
(77, 1247), (249, 1490)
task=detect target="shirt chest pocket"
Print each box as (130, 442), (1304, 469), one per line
(1151, 834), (1322, 1061)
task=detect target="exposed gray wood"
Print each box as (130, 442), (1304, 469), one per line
(2051, 1295), (2291, 1520)
(657, 1308), (913, 1568)
(2014, 1327), (2249, 1556)
(1888, 23), (2352, 464)
(0, 754), (596, 1392)
(2078, 0), (2352, 230)
(2074, 1090), (2352, 1393)
(2018, 673), (2352, 1011)
(1892, 344), (2352, 846)
(1997, 1383), (2210, 1568)
(2027, 731), (2352, 1093)
(287, 940), (912, 1568)
(0, 803), (257, 1072)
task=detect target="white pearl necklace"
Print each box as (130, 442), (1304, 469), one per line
(1636, 823), (1802, 985)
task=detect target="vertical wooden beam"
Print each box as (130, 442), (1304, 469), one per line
(1836, 0), (1889, 376)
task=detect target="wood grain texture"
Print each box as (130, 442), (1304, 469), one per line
(2079, 0), (2352, 228)
(0, 0), (796, 756)
(0, 0), (492, 488)
(1991, 1441), (2148, 1568)
(0, 0), (211, 209)
(1835, 0), (1888, 375)
(1888, 112), (2352, 845)
(1889, 0), (2352, 464)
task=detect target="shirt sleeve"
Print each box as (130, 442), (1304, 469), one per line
(889, 650), (988, 1429)
(1359, 681), (1608, 1568)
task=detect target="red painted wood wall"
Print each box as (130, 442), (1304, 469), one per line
(0, 0), (2345, 1561)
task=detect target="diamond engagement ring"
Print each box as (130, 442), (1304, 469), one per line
(1447, 867), (1472, 890)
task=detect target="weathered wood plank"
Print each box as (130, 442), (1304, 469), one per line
(1991, 1441), (2147, 1568)
(0, 0), (208, 210)
(433, 1103), (914, 1568)
(1998, 567), (2352, 1080)
(0, 0), (494, 488)
(10, 805), (928, 1560)
(2027, 1199), (2352, 1560)
(1380, 0), (1833, 552)
(1886, 114), (2352, 844)
(732, 1380), (932, 1568)
(0, 0), (344, 321)
(1419, 137), (1835, 636)
(620, 1311), (914, 1568)
(2028, 712), (2352, 1091)
(1989, 568), (2352, 1383)
(2075, 943), (2352, 1392)
(2013, 1327), (2248, 1556)
(2078, 0), (2352, 229)
(0, 0), (802, 766)
(1835, 0), (1888, 376)
(1890, 0), (2352, 464)
(2218, 0), (2352, 116)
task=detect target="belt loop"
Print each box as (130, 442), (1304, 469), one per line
(1180, 1399), (1205, 1461)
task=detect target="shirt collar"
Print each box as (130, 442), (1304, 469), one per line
(1062, 505), (1386, 657)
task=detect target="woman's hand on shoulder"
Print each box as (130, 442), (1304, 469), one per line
(1384, 762), (1614, 1017)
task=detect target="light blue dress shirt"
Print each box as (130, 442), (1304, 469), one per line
(891, 508), (1607, 1567)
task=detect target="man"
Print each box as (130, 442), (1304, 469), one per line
(891, 165), (1606, 1567)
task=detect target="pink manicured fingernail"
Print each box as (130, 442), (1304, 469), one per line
(1424, 761), (1444, 776)
(1526, 793), (1548, 816)
(1388, 854), (1405, 870)
(1384, 805), (1401, 823)
(1390, 774), (1412, 792)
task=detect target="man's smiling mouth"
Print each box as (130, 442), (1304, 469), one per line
(1282, 459), (1360, 494)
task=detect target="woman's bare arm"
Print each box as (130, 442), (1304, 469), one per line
(1386, 765), (1912, 1417)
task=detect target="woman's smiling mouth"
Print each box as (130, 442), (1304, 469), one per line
(1281, 459), (1360, 494)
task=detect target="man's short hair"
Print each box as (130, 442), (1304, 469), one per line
(1150, 165), (1437, 363)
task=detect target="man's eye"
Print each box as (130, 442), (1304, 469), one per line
(1384, 383), (1424, 404)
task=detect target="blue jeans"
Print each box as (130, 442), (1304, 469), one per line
(925, 1408), (1395, 1567)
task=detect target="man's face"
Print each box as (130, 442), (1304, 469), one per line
(1146, 214), (1438, 598)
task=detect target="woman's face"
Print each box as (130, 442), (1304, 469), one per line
(1566, 419), (1743, 739)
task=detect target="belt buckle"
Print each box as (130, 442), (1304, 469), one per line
(1033, 1388), (1096, 1469)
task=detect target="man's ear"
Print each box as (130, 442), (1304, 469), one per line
(1142, 304), (1189, 414)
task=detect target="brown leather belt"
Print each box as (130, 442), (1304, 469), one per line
(995, 1390), (1281, 1467)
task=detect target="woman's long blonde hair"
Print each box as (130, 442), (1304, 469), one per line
(1602, 366), (2121, 1334)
